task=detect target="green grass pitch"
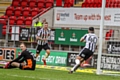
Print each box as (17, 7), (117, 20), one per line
(0, 68), (120, 80)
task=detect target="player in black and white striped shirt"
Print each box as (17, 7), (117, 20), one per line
(36, 22), (51, 65)
(69, 27), (98, 73)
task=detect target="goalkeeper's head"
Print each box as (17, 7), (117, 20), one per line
(20, 42), (27, 51)
(88, 27), (94, 33)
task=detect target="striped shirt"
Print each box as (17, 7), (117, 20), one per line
(36, 28), (50, 45)
(82, 33), (98, 52)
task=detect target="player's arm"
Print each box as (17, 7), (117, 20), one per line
(80, 37), (85, 42)
(10, 53), (23, 63)
(36, 35), (43, 40)
(22, 59), (33, 70)
(80, 34), (87, 42)
(36, 29), (43, 40)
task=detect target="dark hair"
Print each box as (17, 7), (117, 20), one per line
(20, 42), (26, 47)
(89, 27), (94, 32)
(43, 22), (48, 24)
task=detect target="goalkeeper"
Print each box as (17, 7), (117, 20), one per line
(0, 42), (36, 70)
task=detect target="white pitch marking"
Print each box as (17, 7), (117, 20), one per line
(0, 73), (51, 80)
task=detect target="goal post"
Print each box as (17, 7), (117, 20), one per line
(96, 0), (106, 75)
(96, 0), (120, 76)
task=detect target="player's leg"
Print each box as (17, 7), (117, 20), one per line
(42, 43), (50, 65)
(11, 62), (26, 68)
(3, 62), (19, 69)
(69, 48), (86, 73)
(69, 56), (84, 73)
(36, 45), (42, 58)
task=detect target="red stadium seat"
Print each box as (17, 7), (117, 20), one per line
(109, 29), (114, 36)
(105, 30), (114, 40)
(89, 3), (94, 7)
(56, 0), (62, 6)
(23, 7), (30, 17)
(29, 0), (36, 8)
(12, 0), (21, 7)
(85, 3), (90, 7)
(0, 19), (7, 25)
(45, 0), (53, 8)
(106, 0), (109, 3)
(82, 3), (86, 7)
(31, 8), (39, 17)
(113, 3), (118, 8)
(106, 3), (109, 8)
(2, 25), (7, 29)
(5, 6), (14, 17)
(14, 7), (22, 17)
(20, 0), (28, 8)
(118, 4), (120, 7)
(64, 3), (68, 7)
(9, 16), (16, 25)
(93, 3), (97, 7)
(105, 32), (110, 40)
(0, 15), (8, 19)
(84, 0), (90, 3)
(2, 29), (6, 35)
(97, 3), (102, 7)
(0, 16), (8, 25)
(37, 0), (45, 8)
(67, 3), (72, 7)
(16, 16), (24, 25)
(25, 17), (32, 26)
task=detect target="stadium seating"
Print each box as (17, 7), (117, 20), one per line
(0, 15), (8, 19)
(23, 7), (30, 17)
(2, 29), (6, 35)
(20, 0), (28, 8)
(9, 16), (16, 25)
(1, 0), (55, 35)
(29, 0), (36, 8)
(0, 19), (7, 25)
(24, 17), (32, 26)
(81, 0), (120, 8)
(46, 0), (54, 8)
(56, 0), (73, 7)
(11, 0), (20, 7)
(5, 6), (14, 17)
(37, 0), (45, 8)
(2, 25), (7, 29)
(31, 8), (39, 17)
(16, 16), (24, 25)
(56, 0), (62, 7)
(14, 7), (22, 17)
(105, 29), (114, 40)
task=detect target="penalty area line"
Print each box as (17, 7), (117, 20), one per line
(2, 73), (51, 80)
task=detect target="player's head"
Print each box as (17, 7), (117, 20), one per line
(43, 22), (48, 29)
(42, 18), (46, 22)
(88, 27), (94, 33)
(20, 42), (27, 51)
(36, 17), (39, 22)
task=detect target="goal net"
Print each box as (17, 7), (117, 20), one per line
(96, 26), (120, 76)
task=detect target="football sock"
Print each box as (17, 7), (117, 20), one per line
(71, 59), (80, 71)
(43, 53), (49, 60)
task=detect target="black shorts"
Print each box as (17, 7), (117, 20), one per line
(79, 48), (93, 60)
(19, 60), (36, 70)
(36, 43), (50, 53)
(19, 64), (35, 70)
